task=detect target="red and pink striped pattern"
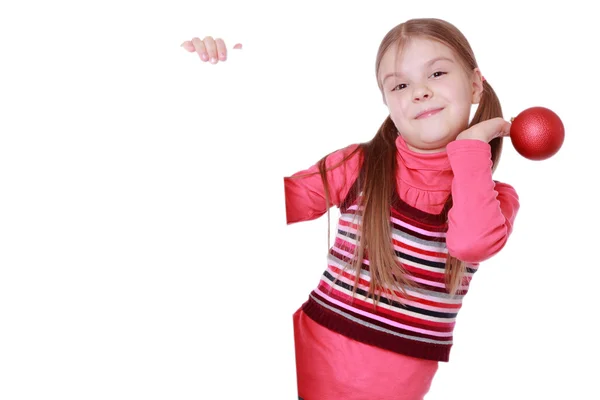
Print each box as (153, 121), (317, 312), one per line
(302, 191), (479, 362)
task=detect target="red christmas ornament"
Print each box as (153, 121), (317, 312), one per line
(509, 107), (565, 161)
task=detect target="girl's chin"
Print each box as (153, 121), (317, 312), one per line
(417, 134), (454, 148)
(405, 139), (451, 153)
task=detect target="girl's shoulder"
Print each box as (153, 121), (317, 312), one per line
(322, 143), (363, 165)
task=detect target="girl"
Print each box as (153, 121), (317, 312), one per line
(182, 18), (520, 400)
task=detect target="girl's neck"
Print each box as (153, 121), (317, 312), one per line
(400, 133), (453, 154)
(395, 135), (452, 169)
(405, 143), (446, 154)
(394, 134), (453, 194)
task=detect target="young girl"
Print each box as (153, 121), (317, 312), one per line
(183, 18), (520, 400)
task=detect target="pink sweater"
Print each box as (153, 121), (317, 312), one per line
(285, 136), (520, 362)
(285, 135), (519, 264)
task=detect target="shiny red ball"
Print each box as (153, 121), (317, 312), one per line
(509, 107), (564, 161)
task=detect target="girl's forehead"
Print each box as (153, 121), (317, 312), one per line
(384, 38), (455, 66)
(379, 38), (458, 83)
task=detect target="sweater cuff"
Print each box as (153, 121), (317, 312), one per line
(446, 139), (493, 177)
(446, 138), (491, 154)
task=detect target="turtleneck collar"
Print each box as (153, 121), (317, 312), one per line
(394, 134), (453, 192)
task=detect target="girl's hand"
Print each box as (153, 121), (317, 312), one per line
(456, 117), (511, 143)
(180, 36), (242, 64)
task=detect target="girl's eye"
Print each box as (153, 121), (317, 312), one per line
(392, 72), (447, 91)
(392, 83), (407, 92)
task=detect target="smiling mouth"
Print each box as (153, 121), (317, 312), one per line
(416, 108), (443, 119)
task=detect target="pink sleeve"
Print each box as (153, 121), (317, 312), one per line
(445, 139), (520, 263)
(284, 144), (362, 224)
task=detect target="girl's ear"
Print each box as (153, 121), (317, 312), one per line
(471, 68), (484, 104)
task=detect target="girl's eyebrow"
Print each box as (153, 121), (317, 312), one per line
(381, 56), (454, 84)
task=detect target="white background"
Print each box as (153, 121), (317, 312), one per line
(1, 0), (598, 399)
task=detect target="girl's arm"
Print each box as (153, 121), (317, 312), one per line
(284, 144), (362, 224)
(445, 139), (520, 263)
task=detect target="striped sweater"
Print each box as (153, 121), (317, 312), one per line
(302, 182), (475, 362)
(285, 136), (520, 362)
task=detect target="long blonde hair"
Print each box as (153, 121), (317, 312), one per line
(302, 18), (504, 303)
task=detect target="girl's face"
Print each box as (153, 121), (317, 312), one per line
(379, 37), (483, 153)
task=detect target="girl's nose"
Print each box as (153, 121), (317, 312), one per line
(413, 86), (432, 102)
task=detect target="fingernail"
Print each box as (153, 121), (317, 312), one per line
(210, 57), (217, 64)
(201, 53), (208, 61)
(219, 52), (226, 60)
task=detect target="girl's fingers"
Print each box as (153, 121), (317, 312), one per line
(492, 118), (511, 138)
(498, 121), (511, 138)
(181, 37), (243, 63)
(202, 36), (218, 63)
(215, 38), (227, 61)
(502, 120), (512, 136)
(180, 41), (195, 52)
(191, 37), (209, 61)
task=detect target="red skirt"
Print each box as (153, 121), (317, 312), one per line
(293, 308), (439, 400)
